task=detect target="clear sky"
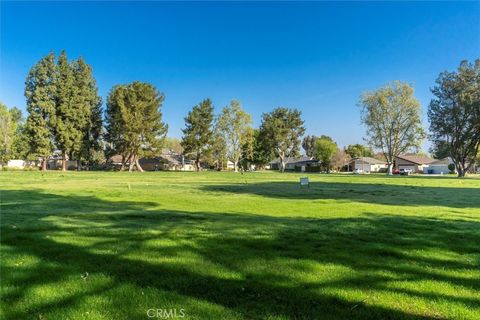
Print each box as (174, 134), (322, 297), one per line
(1, 1), (479, 150)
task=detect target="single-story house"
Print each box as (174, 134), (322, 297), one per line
(423, 157), (455, 174)
(47, 155), (78, 170)
(158, 151), (195, 171)
(226, 160), (236, 170)
(145, 149), (195, 171)
(108, 149), (194, 171)
(395, 154), (435, 173)
(6, 159), (39, 169)
(350, 157), (387, 173)
(107, 154), (126, 167)
(269, 156), (315, 171)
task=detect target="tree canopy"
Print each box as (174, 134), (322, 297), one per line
(360, 81), (425, 174)
(0, 102), (23, 164)
(258, 107), (305, 172)
(105, 81), (168, 172)
(302, 135), (318, 157)
(216, 100), (252, 171)
(24, 52), (57, 170)
(181, 99), (215, 171)
(314, 135), (337, 173)
(23, 51), (102, 170)
(344, 144), (374, 159)
(428, 60), (480, 177)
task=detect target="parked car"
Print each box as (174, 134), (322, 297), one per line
(399, 168), (412, 176)
(393, 169), (400, 175)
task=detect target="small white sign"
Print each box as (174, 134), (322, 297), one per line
(300, 177), (309, 186)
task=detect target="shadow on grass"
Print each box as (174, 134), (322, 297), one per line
(202, 180), (480, 208)
(1, 190), (479, 319)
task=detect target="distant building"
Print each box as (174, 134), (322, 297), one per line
(6, 159), (39, 169)
(350, 157), (387, 173)
(395, 154), (435, 173)
(109, 149), (195, 171)
(269, 156), (317, 171)
(423, 157), (455, 174)
(47, 155), (78, 170)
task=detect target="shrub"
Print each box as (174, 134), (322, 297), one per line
(448, 163), (455, 173)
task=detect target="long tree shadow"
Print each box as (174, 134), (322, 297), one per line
(1, 190), (479, 319)
(202, 181), (480, 208)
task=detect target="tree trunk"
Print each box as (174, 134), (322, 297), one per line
(77, 159), (81, 171)
(195, 154), (200, 172)
(234, 160), (238, 172)
(128, 155), (135, 172)
(280, 157), (285, 173)
(62, 153), (67, 171)
(387, 163), (394, 175)
(120, 154), (126, 171)
(41, 157), (47, 171)
(135, 156), (144, 172)
(456, 161), (466, 178)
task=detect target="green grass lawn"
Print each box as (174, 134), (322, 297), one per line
(1, 171), (479, 319)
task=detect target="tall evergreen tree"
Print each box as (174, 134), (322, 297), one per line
(24, 52), (57, 170)
(73, 57), (103, 168)
(181, 99), (214, 171)
(105, 82), (167, 172)
(52, 51), (88, 171)
(258, 107), (305, 172)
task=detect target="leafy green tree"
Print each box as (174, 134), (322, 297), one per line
(216, 100), (252, 171)
(428, 60), (480, 177)
(105, 82), (168, 172)
(345, 144), (374, 159)
(164, 137), (184, 154)
(258, 107), (305, 172)
(11, 125), (32, 160)
(314, 135), (337, 173)
(360, 81), (426, 175)
(0, 103), (23, 164)
(24, 52), (57, 170)
(181, 99), (214, 171)
(429, 140), (450, 160)
(302, 135), (318, 157)
(209, 123), (228, 170)
(241, 128), (272, 170)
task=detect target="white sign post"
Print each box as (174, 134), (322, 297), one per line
(300, 177), (309, 188)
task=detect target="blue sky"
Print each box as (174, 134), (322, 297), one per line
(1, 1), (479, 150)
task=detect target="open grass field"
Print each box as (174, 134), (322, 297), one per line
(1, 171), (479, 320)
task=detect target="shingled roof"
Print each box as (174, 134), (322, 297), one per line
(351, 157), (386, 164)
(396, 154), (435, 165)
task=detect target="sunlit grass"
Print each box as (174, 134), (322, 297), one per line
(1, 171), (479, 319)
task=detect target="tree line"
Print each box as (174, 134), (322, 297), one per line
(1, 51), (479, 176)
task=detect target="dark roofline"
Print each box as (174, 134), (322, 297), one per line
(395, 154), (435, 165)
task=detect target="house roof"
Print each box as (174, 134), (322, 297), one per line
(269, 156), (312, 165)
(351, 157), (386, 165)
(108, 155), (124, 164)
(429, 157), (452, 165)
(396, 154), (435, 165)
